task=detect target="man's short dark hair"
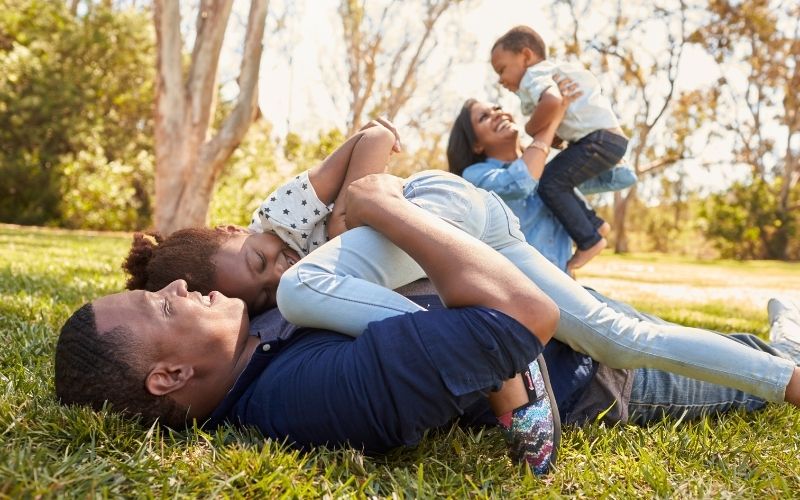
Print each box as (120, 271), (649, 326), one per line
(492, 25), (547, 60)
(54, 303), (188, 427)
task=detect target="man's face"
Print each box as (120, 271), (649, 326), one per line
(93, 279), (249, 379)
(491, 47), (529, 92)
(212, 232), (301, 315)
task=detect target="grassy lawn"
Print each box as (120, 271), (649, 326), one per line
(2, 224), (799, 496)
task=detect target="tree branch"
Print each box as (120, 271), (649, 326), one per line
(203, 0), (269, 178)
(186, 0), (234, 128)
(154, 0), (186, 134)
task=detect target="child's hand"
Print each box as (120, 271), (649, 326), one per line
(359, 117), (402, 153)
(345, 173), (406, 229)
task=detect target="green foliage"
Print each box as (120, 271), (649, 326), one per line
(3, 225), (800, 496)
(284, 128), (346, 170)
(701, 178), (799, 260)
(209, 126), (352, 228)
(0, 0), (155, 228)
(59, 146), (153, 230)
(208, 121), (287, 227)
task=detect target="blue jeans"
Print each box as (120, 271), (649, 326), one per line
(592, 291), (792, 422)
(277, 171), (795, 403)
(538, 130), (628, 250)
(628, 334), (795, 422)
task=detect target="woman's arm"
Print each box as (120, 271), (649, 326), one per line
(519, 77), (581, 180)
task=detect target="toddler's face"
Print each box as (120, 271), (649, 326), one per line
(491, 46), (529, 92)
(211, 231), (301, 315)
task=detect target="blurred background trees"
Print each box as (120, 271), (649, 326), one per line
(0, 0), (154, 229)
(0, 0), (797, 258)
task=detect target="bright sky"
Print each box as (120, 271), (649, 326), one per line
(216, 0), (762, 195)
(252, 0), (723, 131)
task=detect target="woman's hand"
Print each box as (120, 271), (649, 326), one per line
(359, 117), (402, 153)
(554, 75), (582, 107)
(344, 173), (406, 230)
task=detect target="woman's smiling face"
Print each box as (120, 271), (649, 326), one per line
(211, 231), (301, 315)
(469, 101), (519, 154)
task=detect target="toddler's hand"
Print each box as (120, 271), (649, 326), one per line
(345, 173), (406, 229)
(359, 117), (402, 153)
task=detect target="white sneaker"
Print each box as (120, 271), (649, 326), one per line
(767, 297), (800, 343)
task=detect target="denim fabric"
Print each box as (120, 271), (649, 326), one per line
(461, 157), (634, 269)
(462, 158), (573, 270)
(538, 130), (629, 249)
(578, 163), (637, 195)
(627, 334), (792, 423)
(277, 170), (796, 402)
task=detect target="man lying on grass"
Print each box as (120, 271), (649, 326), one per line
(55, 173), (564, 475)
(54, 174), (800, 474)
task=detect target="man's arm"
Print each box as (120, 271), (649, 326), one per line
(345, 174), (558, 344)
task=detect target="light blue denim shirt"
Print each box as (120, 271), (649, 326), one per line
(462, 157), (636, 271)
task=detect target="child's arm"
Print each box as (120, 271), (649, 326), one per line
(307, 119), (401, 239)
(523, 87), (563, 141)
(519, 79), (581, 178)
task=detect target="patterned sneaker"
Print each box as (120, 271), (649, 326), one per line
(497, 354), (561, 475)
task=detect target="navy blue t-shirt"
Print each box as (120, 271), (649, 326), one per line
(207, 305), (544, 453)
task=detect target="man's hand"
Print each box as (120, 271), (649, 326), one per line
(344, 173), (406, 230)
(358, 117), (402, 153)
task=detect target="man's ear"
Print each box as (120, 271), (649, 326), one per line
(145, 363), (194, 396)
(215, 224), (248, 235)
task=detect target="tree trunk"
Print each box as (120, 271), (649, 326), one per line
(153, 0), (268, 235)
(613, 185), (637, 253)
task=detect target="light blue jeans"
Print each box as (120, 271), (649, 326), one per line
(277, 171), (795, 402)
(628, 334), (781, 423)
(593, 290), (793, 421)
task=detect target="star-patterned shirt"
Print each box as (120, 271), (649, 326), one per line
(248, 170), (332, 257)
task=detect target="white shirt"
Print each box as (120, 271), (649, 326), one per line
(516, 59), (622, 143)
(248, 170), (332, 257)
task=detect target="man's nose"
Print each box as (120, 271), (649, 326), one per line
(168, 279), (189, 296)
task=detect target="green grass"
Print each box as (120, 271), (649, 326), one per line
(2, 225), (799, 497)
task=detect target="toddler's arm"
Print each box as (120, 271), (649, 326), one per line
(519, 79), (581, 178)
(524, 87), (563, 142)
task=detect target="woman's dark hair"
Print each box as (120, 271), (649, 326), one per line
(54, 303), (188, 428)
(123, 228), (231, 293)
(447, 99), (485, 176)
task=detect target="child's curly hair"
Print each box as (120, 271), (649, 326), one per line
(123, 228), (231, 293)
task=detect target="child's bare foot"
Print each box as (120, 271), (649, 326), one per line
(597, 222), (611, 238)
(567, 237), (607, 273)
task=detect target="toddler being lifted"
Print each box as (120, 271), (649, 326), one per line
(491, 25), (630, 272)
